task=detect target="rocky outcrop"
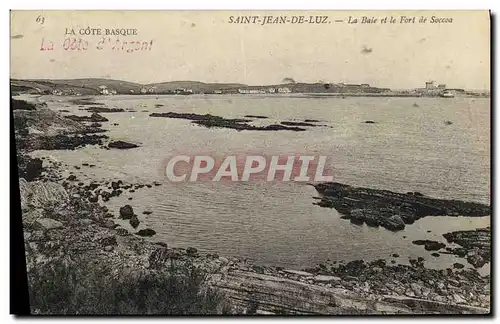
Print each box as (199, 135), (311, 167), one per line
(313, 183), (490, 231)
(209, 266), (489, 314)
(281, 121), (320, 127)
(66, 113), (109, 123)
(412, 240), (446, 251)
(136, 229), (156, 237)
(119, 205), (134, 219)
(17, 134), (108, 151)
(244, 115), (268, 119)
(17, 155), (43, 181)
(150, 112), (307, 131)
(33, 218), (64, 230)
(85, 107), (125, 113)
(443, 228), (490, 268)
(12, 98), (36, 110)
(19, 179), (69, 211)
(129, 215), (140, 228)
(108, 141), (139, 149)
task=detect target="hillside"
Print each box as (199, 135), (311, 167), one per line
(146, 81), (247, 93)
(11, 78), (390, 95)
(11, 78), (142, 95)
(44, 78), (142, 93)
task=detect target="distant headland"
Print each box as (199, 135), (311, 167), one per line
(10, 78), (490, 98)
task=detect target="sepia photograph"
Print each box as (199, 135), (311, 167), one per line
(10, 10), (491, 315)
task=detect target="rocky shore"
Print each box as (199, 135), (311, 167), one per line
(313, 182), (490, 231)
(13, 96), (491, 314)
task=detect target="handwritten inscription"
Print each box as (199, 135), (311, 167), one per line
(40, 37), (153, 52)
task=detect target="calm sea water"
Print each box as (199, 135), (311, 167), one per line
(31, 94), (491, 272)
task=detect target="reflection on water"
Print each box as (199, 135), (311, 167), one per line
(32, 94), (490, 271)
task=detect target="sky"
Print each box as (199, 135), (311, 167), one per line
(10, 10), (491, 90)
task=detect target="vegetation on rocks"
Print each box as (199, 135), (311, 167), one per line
(27, 257), (228, 315)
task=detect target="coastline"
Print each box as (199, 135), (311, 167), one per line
(13, 95), (491, 314)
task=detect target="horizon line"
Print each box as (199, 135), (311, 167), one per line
(10, 77), (492, 92)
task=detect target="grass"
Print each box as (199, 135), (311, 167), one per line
(27, 257), (229, 315)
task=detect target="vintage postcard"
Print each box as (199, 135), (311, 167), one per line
(10, 10), (490, 315)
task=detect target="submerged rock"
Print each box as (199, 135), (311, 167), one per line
(85, 107), (125, 113)
(244, 115), (268, 119)
(136, 228), (156, 237)
(108, 141), (140, 149)
(412, 240), (446, 251)
(280, 121), (319, 127)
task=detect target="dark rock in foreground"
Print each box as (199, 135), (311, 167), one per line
(129, 215), (140, 229)
(17, 155), (43, 181)
(119, 205), (134, 219)
(186, 247), (198, 256)
(12, 98), (36, 110)
(313, 183), (490, 231)
(108, 140), (139, 149)
(66, 113), (109, 123)
(443, 228), (490, 268)
(17, 134), (107, 151)
(136, 228), (156, 237)
(412, 240), (446, 251)
(150, 112), (306, 132)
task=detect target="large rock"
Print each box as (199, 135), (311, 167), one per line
(108, 141), (139, 149)
(380, 215), (405, 231)
(19, 180), (68, 210)
(90, 113), (108, 122)
(313, 275), (341, 283)
(119, 205), (134, 219)
(186, 247), (198, 256)
(33, 218), (63, 230)
(412, 240), (446, 251)
(129, 215), (140, 229)
(18, 156), (43, 181)
(283, 269), (314, 277)
(136, 228), (156, 237)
